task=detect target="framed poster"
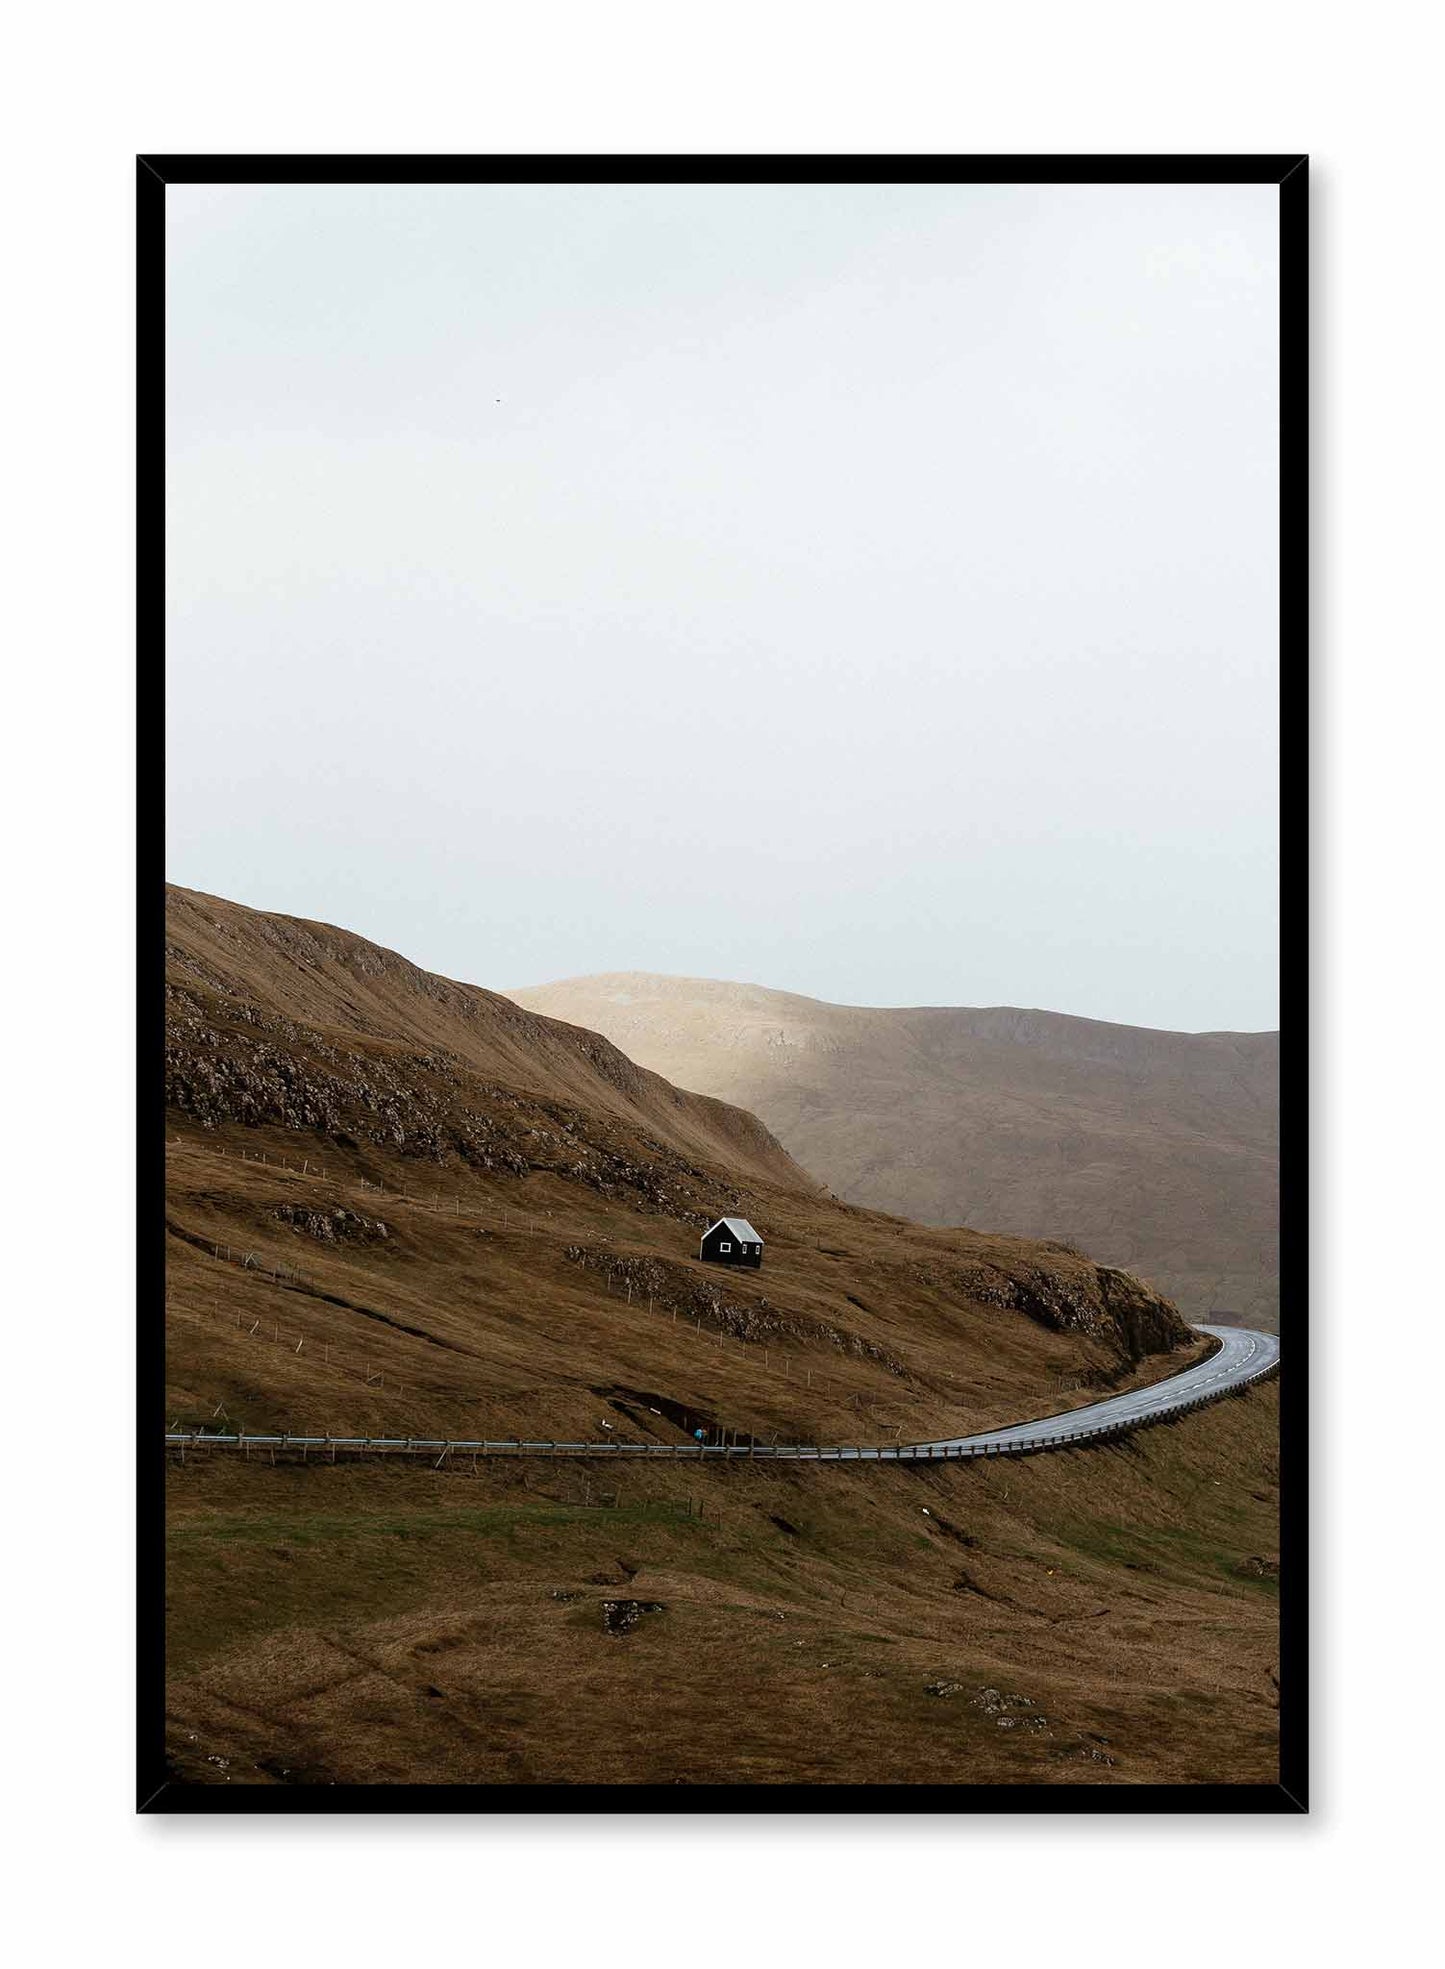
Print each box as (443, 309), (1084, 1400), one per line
(141, 154), (1304, 1812)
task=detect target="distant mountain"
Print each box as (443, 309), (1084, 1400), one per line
(507, 974), (1279, 1329)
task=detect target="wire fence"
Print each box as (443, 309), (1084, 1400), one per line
(167, 1134), (543, 1227)
(164, 1135), (935, 1422)
(163, 1132), (1278, 1464)
(165, 1295), (424, 1401)
(164, 1246), (903, 1429)
(164, 1289), (893, 1449)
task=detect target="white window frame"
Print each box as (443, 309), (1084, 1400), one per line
(719, 1240), (732, 1253)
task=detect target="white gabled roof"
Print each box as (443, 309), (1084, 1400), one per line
(705, 1216), (763, 1244)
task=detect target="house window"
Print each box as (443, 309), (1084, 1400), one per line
(720, 1241), (732, 1253)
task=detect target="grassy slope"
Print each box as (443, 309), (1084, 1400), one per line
(164, 1136), (1208, 1450)
(509, 972), (1280, 1329)
(165, 1386), (1279, 1787)
(162, 885), (1277, 1787)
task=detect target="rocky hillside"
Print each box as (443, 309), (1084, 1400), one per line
(507, 972), (1279, 1329)
(163, 887), (1197, 1449)
(166, 887), (810, 1208)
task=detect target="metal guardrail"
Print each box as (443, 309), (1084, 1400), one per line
(164, 1343), (1277, 1464)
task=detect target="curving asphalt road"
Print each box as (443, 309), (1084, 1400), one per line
(164, 1324), (1278, 1462)
(903, 1323), (1279, 1458)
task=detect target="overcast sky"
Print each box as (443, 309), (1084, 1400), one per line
(166, 181), (1279, 1032)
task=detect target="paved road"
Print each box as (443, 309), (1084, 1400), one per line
(165, 1324), (1278, 1461)
(902, 1323), (1279, 1457)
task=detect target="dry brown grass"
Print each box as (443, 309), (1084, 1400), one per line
(164, 1385), (1279, 1787)
(161, 885), (1278, 1790)
(164, 1134), (1206, 1449)
(511, 972), (1280, 1328)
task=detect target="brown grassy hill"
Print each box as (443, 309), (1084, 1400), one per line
(165, 1385), (1280, 1789)
(167, 888), (807, 1196)
(164, 886), (1197, 1449)
(507, 974), (1280, 1330)
(161, 886), (1277, 1789)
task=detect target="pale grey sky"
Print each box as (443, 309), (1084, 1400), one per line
(166, 181), (1279, 1031)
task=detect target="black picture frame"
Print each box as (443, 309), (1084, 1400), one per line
(139, 152), (1307, 1815)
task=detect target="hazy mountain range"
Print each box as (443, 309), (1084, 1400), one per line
(508, 974), (1279, 1330)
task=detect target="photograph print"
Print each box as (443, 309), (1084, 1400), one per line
(144, 156), (1304, 1810)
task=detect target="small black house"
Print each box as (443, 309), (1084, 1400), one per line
(699, 1216), (764, 1269)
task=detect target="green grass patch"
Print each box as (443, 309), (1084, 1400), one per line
(1050, 1516), (1277, 1595)
(170, 1501), (696, 1544)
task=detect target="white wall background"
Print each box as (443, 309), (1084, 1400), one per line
(2, 2), (1438, 1963)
